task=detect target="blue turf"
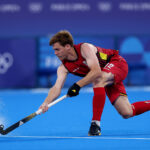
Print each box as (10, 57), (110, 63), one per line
(0, 88), (150, 150)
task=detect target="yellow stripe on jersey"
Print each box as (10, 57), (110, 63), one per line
(120, 93), (127, 96)
(99, 52), (107, 60)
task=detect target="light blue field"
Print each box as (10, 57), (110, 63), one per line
(0, 87), (150, 150)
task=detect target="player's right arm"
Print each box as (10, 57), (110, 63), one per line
(39, 64), (68, 113)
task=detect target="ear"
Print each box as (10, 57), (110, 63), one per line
(65, 44), (71, 49)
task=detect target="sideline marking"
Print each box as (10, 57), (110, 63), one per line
(1, 136), (150, 140)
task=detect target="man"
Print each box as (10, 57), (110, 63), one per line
(39, 30), (150, 136)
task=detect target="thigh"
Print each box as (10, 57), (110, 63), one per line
(105, 81), (127, 104)
(114, 95), (133, 118)
(93, 71), (114, 88)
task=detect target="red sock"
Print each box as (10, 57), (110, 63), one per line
(92, 87), (106, 121)
(131, 100), (150, 116)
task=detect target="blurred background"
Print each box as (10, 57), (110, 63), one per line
(0, 0), (150, 89)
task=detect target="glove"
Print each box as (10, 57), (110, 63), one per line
(67, 83), (81, 97)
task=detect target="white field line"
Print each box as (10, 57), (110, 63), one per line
(1, 135), (150, 140)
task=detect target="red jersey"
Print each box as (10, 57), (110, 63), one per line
(62, 43), (119, 77)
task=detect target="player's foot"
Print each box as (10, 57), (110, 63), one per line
(88, 122), (101, 136)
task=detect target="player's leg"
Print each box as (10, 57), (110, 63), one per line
(89, 55), (128, 136)
(114, 94), (150, 118)
(104, 55), (150, 118)
(131, 100), (150, 116)
(105, 74), (135, 118)
(88, 72), (114, 136)
(113, 96), (133, 118)
(88, 86), (105, 136)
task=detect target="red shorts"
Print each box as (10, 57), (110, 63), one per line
(102, 55), (128, 104)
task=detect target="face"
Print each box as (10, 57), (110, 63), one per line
(53, 42), (70, 60)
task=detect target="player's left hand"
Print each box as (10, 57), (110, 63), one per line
(67, 83), (81, 97)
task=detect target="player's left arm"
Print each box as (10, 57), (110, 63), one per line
(67, 43), (102, 97)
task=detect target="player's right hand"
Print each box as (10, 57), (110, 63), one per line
(39, 102), (49, 114)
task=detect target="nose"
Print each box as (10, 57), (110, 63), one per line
(55, 51), (58, 55)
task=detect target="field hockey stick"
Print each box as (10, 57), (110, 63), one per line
(0, 95), (67, 135)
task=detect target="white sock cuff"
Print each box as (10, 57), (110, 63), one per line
(92, 120), (100, 127)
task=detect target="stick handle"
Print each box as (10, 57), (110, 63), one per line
(35, 95), (68, 115)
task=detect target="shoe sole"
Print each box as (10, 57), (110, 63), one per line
(88, 132), (101, 136)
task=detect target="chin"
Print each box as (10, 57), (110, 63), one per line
(58, 57), (64, 61)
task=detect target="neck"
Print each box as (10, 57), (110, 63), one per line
(67, 47), (78, 61)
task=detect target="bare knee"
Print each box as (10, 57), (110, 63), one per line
(114, 96), (133, 119)
(119, 110), (133, 119)
(102, 72), (114, 86)
(93, 72), (114, 87)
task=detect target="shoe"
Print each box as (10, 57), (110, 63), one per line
(88, 122), (101, 136)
